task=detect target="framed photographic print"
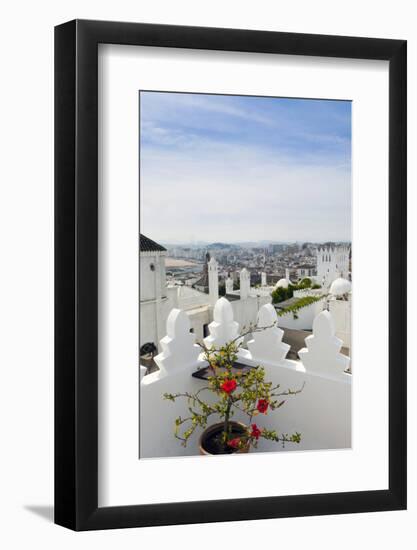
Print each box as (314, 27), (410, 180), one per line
(55, 20), (407, 530)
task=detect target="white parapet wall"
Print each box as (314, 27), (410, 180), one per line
(140, 309), (208, 458)
(293, 288), (324, 298)
(240, 305), (351, 453)
(140, 298), (351, 458)
(329, 298), (351, 349)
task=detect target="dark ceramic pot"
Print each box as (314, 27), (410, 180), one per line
(199, 421), (249, 455)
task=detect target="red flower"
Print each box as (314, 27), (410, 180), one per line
(251, 424), (262, 440)
(256, 399), (269, 414)
(228, 438), (241, 448)
(221, 379), (237, 394)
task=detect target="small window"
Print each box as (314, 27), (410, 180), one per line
(203, 324), (209, 338)
(150, 263), (155, 271)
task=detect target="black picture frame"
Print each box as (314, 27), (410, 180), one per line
(55, 19), (407, 531)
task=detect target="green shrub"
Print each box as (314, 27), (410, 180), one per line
(276, 295), (322, 319)
(298, 277), (312, 289)
(271, 281), (312, 304)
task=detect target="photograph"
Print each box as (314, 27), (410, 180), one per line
(139, 91), (352, 458)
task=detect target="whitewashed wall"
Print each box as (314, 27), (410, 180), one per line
(140, 252), (166, 302)
(140, 298), (351, 458)
(293, 288), (324, 298)
(140, 251), (169, 349)
(276, 298), (325, 330)
(187, 307), (210, 342)
(139, 298), (172, 351)
(231, 294), (271, 335)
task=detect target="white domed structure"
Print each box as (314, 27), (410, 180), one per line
(329, 277), (351, 297)
(275, 278), (290, 289)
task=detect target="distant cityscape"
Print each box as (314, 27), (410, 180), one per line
(163, 240), (351, 291)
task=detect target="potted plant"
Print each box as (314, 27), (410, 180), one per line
(164, 338), (303, 455)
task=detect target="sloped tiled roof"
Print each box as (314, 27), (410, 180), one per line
(193, 251), (210, 292)
(194, 271), (209, 292)
(139, 234), (166, 252)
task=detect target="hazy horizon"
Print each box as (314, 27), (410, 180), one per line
(140, 92), (352, 243)
(155, 238), (351, 247)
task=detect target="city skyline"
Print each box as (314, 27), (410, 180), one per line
(140, 92), (352, 243)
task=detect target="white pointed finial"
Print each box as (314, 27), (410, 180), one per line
(204, 297), (241, 348)
(298, 310), (350, 374)
(154, 309), (201, 374)
(247, 304), (290, 365)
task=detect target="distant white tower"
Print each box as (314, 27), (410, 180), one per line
(225, 275), (234, 294)
(261, 272), (267, 287)
(240, 268), (250, 300)
(285, 268), (291, 282)
(316, 246), (350, 289)
(208, 257), (219, 306)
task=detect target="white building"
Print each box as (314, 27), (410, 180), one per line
(296, 265), (315, 279)
(139, 234), (171, 354)
(316, 245), (350, 289)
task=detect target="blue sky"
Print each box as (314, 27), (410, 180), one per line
(140, 91), (351, 243)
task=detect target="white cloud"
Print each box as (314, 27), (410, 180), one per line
(140, 142), (351, 243)
(141, 92), (274, 127)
